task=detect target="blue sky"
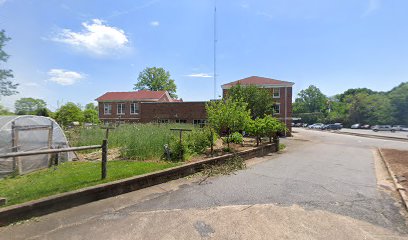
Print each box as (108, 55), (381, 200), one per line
(0, 0), (407, 110)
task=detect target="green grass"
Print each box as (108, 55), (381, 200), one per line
(0, 160), (180, 207)
(66, 123), (194, 160)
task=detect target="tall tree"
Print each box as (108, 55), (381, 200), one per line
(14, 97), (46, 115)
(293, 85), (328, 114)
(345, 93), (395, 125)
(54, 102), (84, 127)
(0, 30), (18, 97)
(85, 102), (98, 111)
(226, 85), (274, 119)
(134, 67), (177, 98)
(388, 82), (408, 125)
(206, 98), (251, 147)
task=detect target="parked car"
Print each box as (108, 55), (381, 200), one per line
(302, 123), (308, 127)
(392, 125), (408, 131)
(372, 125), (394, 132)
(322, 124), (342, 130)
(309, 123), (325, 129)
(334, 123), (343, 128)
(350, 123), (360, 129)
(359, 124), (370, 129)
(294, 123), (303, 127)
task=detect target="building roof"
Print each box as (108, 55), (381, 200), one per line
(96, 90), (169, 102)
(221, 76), (294, 89)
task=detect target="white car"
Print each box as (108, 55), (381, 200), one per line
(309, 123), (324, 129)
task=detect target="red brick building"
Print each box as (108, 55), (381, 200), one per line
(221, 76), (294, 130)
(96, 76), (294, 130)
(95, 90), (207, 125)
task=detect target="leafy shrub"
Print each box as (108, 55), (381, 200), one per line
(168, 138), (188, 162)
(229, 132), (243, 144)
(184, 127), (217, 155)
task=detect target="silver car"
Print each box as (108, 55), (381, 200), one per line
(392, 125), (408, 131)
(372, 125), (394, 132)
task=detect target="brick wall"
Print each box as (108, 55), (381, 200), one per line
(139, 102), (207, 123)
(98, 101), (207, 124)
(98, 102), (141, 123)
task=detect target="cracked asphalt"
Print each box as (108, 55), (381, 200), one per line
(1, 128), (408, 239)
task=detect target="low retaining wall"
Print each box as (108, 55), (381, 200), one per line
(0, 143), (277, 226)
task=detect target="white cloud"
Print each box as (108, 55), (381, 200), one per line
(150, 21), (160, 27)
(52, 19), (129, 56)
(48, 69), (84, 85)
(186, 73), (213, 78)
(362, 0), (381, 17)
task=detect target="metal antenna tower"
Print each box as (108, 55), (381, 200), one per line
(213, 0), (217, 99)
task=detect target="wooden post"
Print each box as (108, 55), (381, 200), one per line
(101, 139), (107, 179)
(210, 129), (214, 156)
(48, 122), (53, 167)
(11, 121), (21, 175)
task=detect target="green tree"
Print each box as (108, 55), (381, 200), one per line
(134, 67), (177, 98)
(0, 30), (18, 97)
(263, 115), (286, 143)
(226, 85), (274, 119)
(388, 82), (408, 125)
(246, 118), (266, 146)
(14, 97), (46, 115)
(293, 85), (328, 114)
(85, 102), (98, 111)
(83, 108), (99, 124)
(54, 102), (84, 127)
(206, 98), (251, 147)
(34, 108), (53, 117)
(345, 93), (394, 125)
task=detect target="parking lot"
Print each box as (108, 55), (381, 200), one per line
(296, 126), (408, 139)
(339, 128), (408, 139)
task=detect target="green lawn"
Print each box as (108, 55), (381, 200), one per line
(0, 160), (180, 207)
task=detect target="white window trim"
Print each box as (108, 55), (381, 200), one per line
(130, 102), (139, 115)
(272, 88), (280, 98)
(104, 103), (112, 115)
(274, 103), (281, 114)
(117, 103), (125, 115)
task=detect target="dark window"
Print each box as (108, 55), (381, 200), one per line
(176, 119), (187, 124)
(193, 119), (206, 128)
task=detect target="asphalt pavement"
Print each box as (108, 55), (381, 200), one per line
(339, 128), (408, 139)
(1, 128), (408, 239)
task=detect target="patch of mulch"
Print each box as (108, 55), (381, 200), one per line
(75, 148), (122, 162)
(381, 148), (408, 190)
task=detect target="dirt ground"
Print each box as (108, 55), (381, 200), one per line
(381, 149), (408, 190)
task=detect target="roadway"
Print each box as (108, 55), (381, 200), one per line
(1, 128), (408, 239)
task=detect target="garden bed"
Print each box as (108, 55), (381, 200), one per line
(380, 149), (408, 191)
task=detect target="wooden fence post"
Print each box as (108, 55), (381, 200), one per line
(101, 139), (107, 179)
(210, 130), (214, 156)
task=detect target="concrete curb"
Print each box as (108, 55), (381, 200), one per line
(331, 131), (408, 142)
(0, 144), (277, 226)
(377, 148), (408, 212)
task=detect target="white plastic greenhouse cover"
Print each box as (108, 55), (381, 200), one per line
(0, 115), (73, 178)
